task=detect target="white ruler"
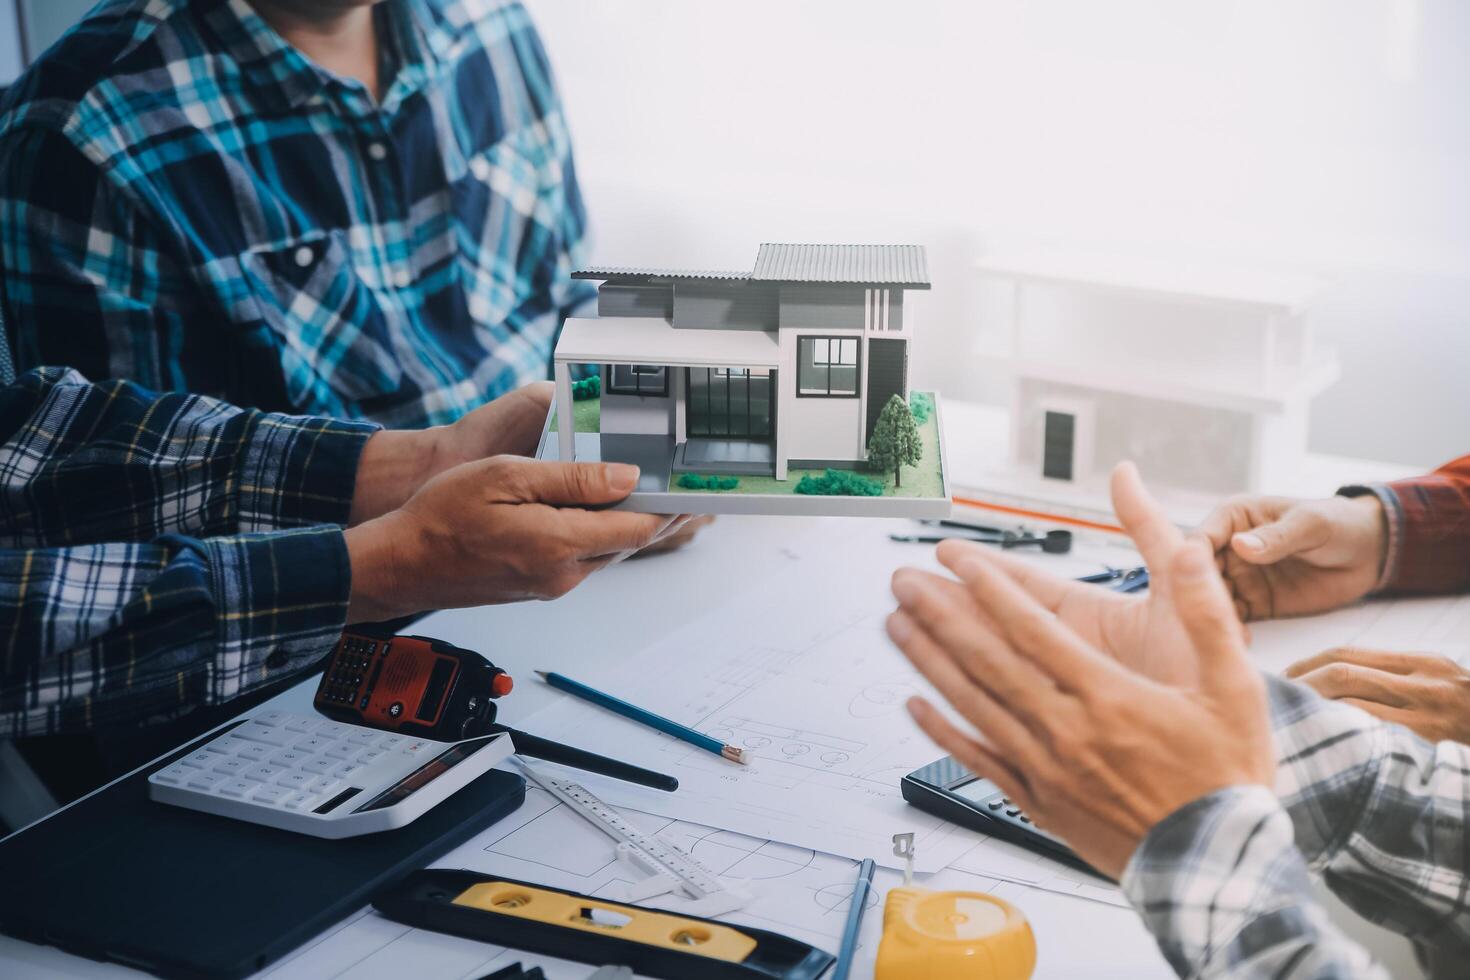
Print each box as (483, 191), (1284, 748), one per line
(515, 761), (749, 916)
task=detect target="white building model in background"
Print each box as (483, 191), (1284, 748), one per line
(973, 247), (1340, 518)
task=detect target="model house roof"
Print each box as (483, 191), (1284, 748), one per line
(751, 244), (930, 288)
(573, 244), (931, 289)
(571, 267), (750, 282)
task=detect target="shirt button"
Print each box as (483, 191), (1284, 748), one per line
(393, 268), (413, 289)
(265, 649), (289, 670)
(367, 141), (388, 161)
(293, 246), (314, 268)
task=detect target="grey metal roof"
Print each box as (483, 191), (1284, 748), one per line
(750, 244), (930, 288)
(572, 266), (750, 282)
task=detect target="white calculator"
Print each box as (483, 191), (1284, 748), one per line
(147, 709), (515, 838)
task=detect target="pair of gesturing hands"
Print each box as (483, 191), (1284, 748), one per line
(887, 466), (1468, 878)
(341, 382), (712, 623)
(888, 465), (1274, 878)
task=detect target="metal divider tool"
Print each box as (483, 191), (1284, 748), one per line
(515, 761), (751, 917)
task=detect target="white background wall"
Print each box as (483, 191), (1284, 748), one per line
(528, 0), (1470, 469)
(12, 1), (1467, 466)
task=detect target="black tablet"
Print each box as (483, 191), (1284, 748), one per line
(0, 719), (525, 979)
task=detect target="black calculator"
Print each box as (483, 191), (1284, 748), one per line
(901, 756), (1108, 879)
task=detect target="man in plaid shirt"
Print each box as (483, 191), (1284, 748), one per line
(0, 365), (683, 738)
(0, 0), (593, 429)
(889, 463), (1470, 979)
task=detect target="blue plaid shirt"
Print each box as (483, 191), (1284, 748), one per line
(0, 367), (377, 736)
(0, 0), (593, 428)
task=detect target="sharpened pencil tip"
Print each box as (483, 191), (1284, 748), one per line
(534, 670), (548, 680)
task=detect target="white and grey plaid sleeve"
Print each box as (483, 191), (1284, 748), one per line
(1121, 674), (1470, 978)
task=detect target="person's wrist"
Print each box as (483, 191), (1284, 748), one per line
(348, 429), (447, 526)
(1347, 493), (1388, 579)
(343, 511), (424, 622)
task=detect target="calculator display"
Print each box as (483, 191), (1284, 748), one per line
(353, 739), (494, 812)
(948, 778), (999, 804)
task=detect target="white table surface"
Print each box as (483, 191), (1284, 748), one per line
(0, 401), (1425, 979)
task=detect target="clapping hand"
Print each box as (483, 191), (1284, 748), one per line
(886, 464), (1275, 878)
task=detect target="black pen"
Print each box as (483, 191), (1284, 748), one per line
(489, 725), (679, 793)
(921, 518), (1008, 535)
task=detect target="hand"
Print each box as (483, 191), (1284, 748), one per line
(438, 381), (553, 465)
(922, 462), (1222, 688)
(887, 530), (1274, 878)
(628, 514), (716, 558)
(348, 383), (553, 524)
(1195, 494), (1387, 621)
(1284, 647), (1470, 744)
(344, 456), (685, 621)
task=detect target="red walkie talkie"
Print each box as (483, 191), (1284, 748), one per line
(313, 627), (678, 792)
(314, 628), (513, 742)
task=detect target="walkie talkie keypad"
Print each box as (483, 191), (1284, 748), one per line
(321, 635), (391, 709)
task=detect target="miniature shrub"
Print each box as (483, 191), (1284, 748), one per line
(571, 375), (601, 400)
(677, 473), (740, 491)
(909, 391), (934, 424)
(793, 468), (884, 497)
(868, 395), (924, 487)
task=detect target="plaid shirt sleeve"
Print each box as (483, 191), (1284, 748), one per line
(1122, 676), (1470, 978)
(1339, 454), (1470, 596)
(0, 367), (379, 543)
(0, 368), (378, 736)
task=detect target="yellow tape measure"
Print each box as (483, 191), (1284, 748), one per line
(876, 834), (1035, 980)
(876, 887), (1036, 979)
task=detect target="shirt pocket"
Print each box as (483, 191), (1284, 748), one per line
(236, 232), (404, 409)
(448, 126), (557, 333)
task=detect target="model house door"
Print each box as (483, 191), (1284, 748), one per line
(865, 338), (909, 439)
(686, 368), (773, 439)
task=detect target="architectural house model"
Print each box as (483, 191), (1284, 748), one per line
(535, 244), (951, 517)
(972, 247), (1340, 518)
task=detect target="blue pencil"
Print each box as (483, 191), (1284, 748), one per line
(536, 670), (750, 765)
(832, 858), (876, 980)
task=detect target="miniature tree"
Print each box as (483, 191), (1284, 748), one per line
(867, 394), (923, 487)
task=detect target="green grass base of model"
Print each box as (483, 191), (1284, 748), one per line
(547, 395), (603, 435)
(552, 392), (944, 500)
(673, 392), (945, 500)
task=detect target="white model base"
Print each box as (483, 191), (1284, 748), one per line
(533, 397), (952, 520)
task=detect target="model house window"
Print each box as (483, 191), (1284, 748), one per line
(798, 337), (859, 397)
(607, 364), (668, 396)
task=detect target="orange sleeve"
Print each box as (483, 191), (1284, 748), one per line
(1367, 454), (1470, 595)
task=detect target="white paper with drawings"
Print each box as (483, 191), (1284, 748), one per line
(515, 525), (1134, 872)
(258, 778), (1158, 980)
(1247, 591), (1470, 673)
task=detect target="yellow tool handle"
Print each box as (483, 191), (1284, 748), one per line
(453, 880), (759, 962)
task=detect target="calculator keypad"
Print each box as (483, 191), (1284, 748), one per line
(150, 711), (442, 819)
